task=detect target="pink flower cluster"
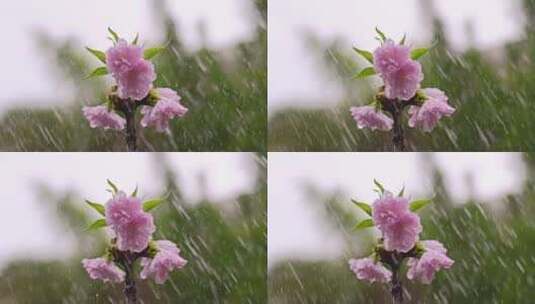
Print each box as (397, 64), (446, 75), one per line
(372, 192), (422, 253)
(350, 37), (455, 133)
(141, 88), (189, 133)
(82, 187), (187, 285)
(105, 191), (155, 252)
(349, 257), (392, 283)
(83, 105), (126, 130)
(348, 184), (453, 285)
(374, 40), (423, 101)
(408, 88), (455, 132)
(106, 39), (156, 101)
(82, 257), (125, 283)
(83, 35), (188, 134)
(350, 106), (393, 131)
(140, 240), (188, 284)
(407, 240), (454, 284)
(350, 239), (453, 285)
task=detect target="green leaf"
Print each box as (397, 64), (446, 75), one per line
(375, 27), (387, 42)
(144, 47), (166, 60)
(107, 179), (118, 194)
(354, 219), (374, 230)
(410, 199), (433, 212)
(373, 179), (385, 194)
(85, 200), (105, 216)
(400, 34), (407, 45)
(143, 198), (166, 212)
(85, 66), (108, 79)
(108, 27), (120, 43)
(351, 199), (372, 216)
(411, 48), (429, 60)
(352, 47), (374, 64)
(85, 47), (107, 64)
(86, 219), (107, 231)
(132, 33), (139, 45)
(131, 185), (138, 197)
(352, 67), (376, 79)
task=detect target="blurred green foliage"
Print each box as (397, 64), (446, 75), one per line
(0, 0), (266, 152)
(0, 153), (267, 303)
(269, 153), (535, 303)
(268, 0), (535, 151)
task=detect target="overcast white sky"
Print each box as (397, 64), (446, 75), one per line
(0, 0), (525, 115)
(269, 0), (524, 112)
(0, 153), (257, 271)
(0, 0), (255, 113)
(268, 152), (525, 268)
(0, 153), (527, 272)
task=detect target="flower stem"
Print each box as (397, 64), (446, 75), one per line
(123, 102), (138, 152)
(111, 247), (150, 303)
(112, 95), (152, 152)
(379, 95), (411, 152)
(123, 259), (138, 304)
(391, 108), (405, 152)
(391, 265), (403, 304)
(377, 247), (419, 304)
(113, 250), (138, 304)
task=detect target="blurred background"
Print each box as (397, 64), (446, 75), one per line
(0, 0), (266, 151)
(268, 152), (535, 303)
(269, 0), (535, 151)
(0, 153), (266, 303)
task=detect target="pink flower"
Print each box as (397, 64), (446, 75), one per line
(106, 39), (144, 76)
(373, 40), (411, 76)
(116, 60), (156, 101)
(82, 257), (125, 283)
(105, 191), (143, 227)
(105, 192), (155, 252)
(383, 60), (423, 101)
(372, 193), (410, 229)
(82, 105), (125, 130)
(141, 88), (188, 133)
(372, 193), (422, 253)
(407, 240), (454, 284)
(114, 213), (155, 253)
(421, 240), (447, 254)
(140, 240), (188, 284)
(373, 40), (423, 101)
(408, 88), (455, 132)
(348, 258), (392, 283)
(106, 39), (156, 101)
(382, 212), (422, 253)
(350, 106), (393, 131)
